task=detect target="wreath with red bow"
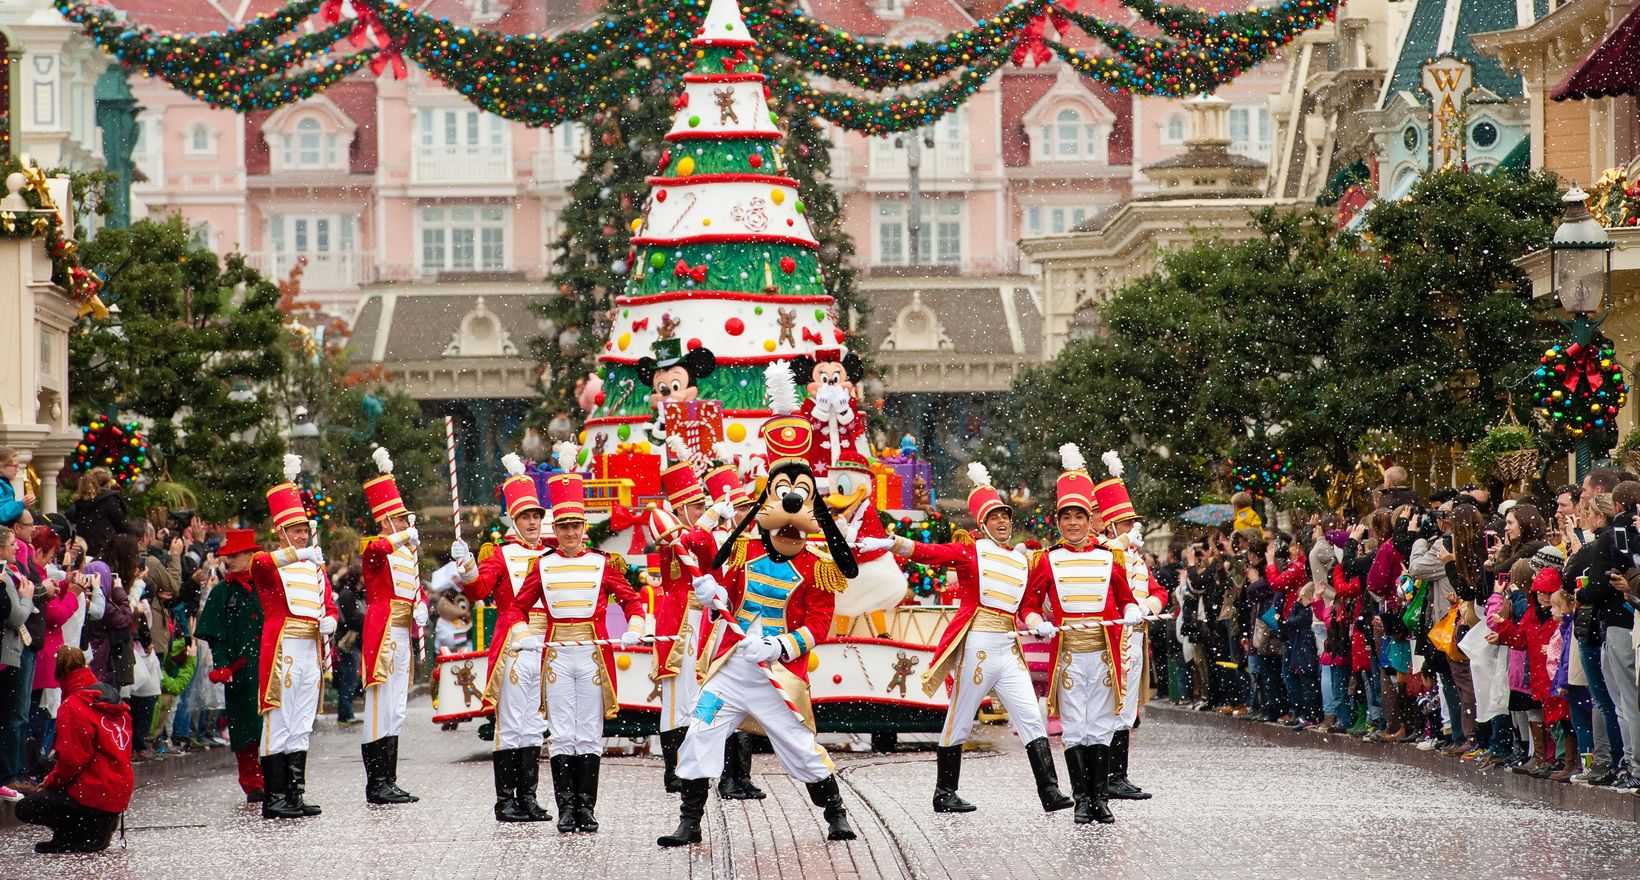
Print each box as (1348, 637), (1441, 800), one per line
(1531, 333), (1629, 446)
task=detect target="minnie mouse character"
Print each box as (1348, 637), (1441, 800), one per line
(789, 347), (868, 479)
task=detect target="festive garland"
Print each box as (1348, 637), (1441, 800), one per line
(1588, 165), (1640, 228)
(71, 417), (150, 485)
(1531, 334), (1629, 446)
(56, 0), (1339, 132)
(297, 473), (336, 525)
(0, 158), (107, 320)
(881, 509), (954, 599)
(1230, 447), (1291, 498)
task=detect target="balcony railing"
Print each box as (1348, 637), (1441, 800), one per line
(245, 251), (373, 289)
(413, 145), (512, 185)
(530, 148), (583, 188)
(868, 144), (972, 181)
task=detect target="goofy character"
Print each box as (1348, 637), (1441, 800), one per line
(659, 410), (861, 846)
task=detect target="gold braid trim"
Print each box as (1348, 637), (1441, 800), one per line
(812, 556), (848, 594)
(605, 551), (626, 571)
(730, 536), (749, 571)
(952, 528), (974, 546)
(478, 541), (499, 564)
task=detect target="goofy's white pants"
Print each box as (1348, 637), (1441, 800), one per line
(364, 625), (410, 744)
(658, 606), (704, 733)
(545, 645), (604, 757)
(494, 639), (547, 751)
(260, 636), (320, 755)
(1058, 649), (1122, 748)
(939, 631), (1046, 747)
(1118, 625), (1146, 730)
(676, 650), (834, 784)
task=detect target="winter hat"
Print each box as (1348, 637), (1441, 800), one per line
(1530, 544), (1566, 573)
(1531, 566), (1563, 594)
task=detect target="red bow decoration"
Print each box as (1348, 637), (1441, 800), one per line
(1563, 343), (1605, 394)
(607, 505), (648, 553)
(1013, 0), (1074, 67)
(632, 318), (650, 331)
(720, 49), (748, 72)
(674, 260), (707, 283)
(801, 327), (823, 345)
(320, 0), (346, 24)
(346, 4), (390, 49)
(673, 92), (689, 110)
(371, 40), (408, 80)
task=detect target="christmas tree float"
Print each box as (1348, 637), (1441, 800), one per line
(579, 0), (847, 463)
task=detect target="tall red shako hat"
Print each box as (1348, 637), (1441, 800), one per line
(266, 453), (309, 531)
(1055, 443), (1095, 514)
(500, 452), (544, 520)
(703, 464), (739, 505)
(966, 461), (1009, 530)
(547, 442), (586, 524)
(760, 361), (814, 470)
(1093, 450), (1137, 525)
(660, 460), (706, 509)
(363, 447), (409, 524)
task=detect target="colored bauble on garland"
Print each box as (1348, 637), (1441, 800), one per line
(70, 417), (149, 486)
(297, 474), (335, 525)
(1230, 447), (1290, 498)
(1531, 333), (1629, 449)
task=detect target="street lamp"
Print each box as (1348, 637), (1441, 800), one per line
(290, 405), (321, 474)
(1550, 185), (1616, 479)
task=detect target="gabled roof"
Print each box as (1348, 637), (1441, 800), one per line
(1383, 0), (1537, 104)
(244, 80), (379, 175)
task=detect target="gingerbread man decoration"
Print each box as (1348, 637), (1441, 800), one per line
(713, 87), (739, 125)
(776, 307), (798, 349)
(887, 652), (919, 698)
(657, 312), (682, 341)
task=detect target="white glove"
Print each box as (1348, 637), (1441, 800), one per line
(1143, 595), (1165, 615)
(1031, 620), (1059, 639)
(391, 527), (420, 550)
(297, 545), (325, 566)
(857, 536), (897, 555)
(412, 601), (429, 628)
(319, 616), (337, 637)
(620, 628), (645, 648)
(449, 538), (470, 562)
(742, 635), (784, 664)
(712, 500), (736, 521)
(693, 575), (724, 607)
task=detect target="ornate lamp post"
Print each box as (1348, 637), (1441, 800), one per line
(1551, 185), (1614, 478)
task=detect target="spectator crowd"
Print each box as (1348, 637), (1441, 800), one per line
(1152, 465), (1640, 793)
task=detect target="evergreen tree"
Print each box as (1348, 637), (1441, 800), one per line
(71, 216), (289, 520)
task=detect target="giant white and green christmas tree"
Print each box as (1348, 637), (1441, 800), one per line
(578, 0), (846, 458)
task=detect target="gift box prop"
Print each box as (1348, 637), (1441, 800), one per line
(876, 454), (933, 511)
(661, 398), (725, 461)
(594, 444), (662, 501)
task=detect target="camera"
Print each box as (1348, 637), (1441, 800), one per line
(1609, 510), (1640, 573)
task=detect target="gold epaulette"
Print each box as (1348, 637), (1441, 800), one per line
(357, 536), (376, 556)
(811, 555), (848, 594)
(1028, 547), (1045, 568)
(478, 541), (499, 564)
(605, 551), (627, 571)
(730, 535), (750, 571)
(953, 527), (974, 546)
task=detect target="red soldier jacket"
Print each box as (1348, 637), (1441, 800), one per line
(250, 551), (339, 714)
(360, 536), (442, 689)
(499, 548), (645, 719)
(701, 539), (846, 691)
(1020, 540), (1138, 718)
(652, 525), (719, 682)
(903, 532), (1031, 698)
(463, 535), (549, 617)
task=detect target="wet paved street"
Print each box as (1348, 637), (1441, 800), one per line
(6, 702), (1640, 879)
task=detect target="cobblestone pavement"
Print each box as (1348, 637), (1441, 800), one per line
(6, 702), (1640, 879)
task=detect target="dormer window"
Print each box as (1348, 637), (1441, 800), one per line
(281, 117), (340, 170)
(1036, 107), (1107, 162)
(875, 0), (904, 19)
(262, 99), (357, 174)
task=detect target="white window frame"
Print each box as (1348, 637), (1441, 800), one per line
(874, 201), (964, 266)
(1229, 105), (1272, 162)
(185, 123), (216, 157)
(1163, 113), (1186, 146)
(1022, 204), (1089, 237)
(1033, 105), (1109, 163)
(867, 108), (970, 178)
(418, 205), (509, 274)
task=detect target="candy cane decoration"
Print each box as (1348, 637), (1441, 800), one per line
(543, 634), (684, 649)
(444, 415), (461, 539)
(1013, 613), (1174, 639)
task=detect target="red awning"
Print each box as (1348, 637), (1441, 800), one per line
(1553, 2), (1640, 101)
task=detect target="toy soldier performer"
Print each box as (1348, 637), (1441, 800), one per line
(465, 453), (553, 822)
(358, 447), (439, 805)
(860, 462), (1073, 815)
(253, 456), (339, 820)
(1020, 444), (1141, 826)
(508, 444), (648, 834)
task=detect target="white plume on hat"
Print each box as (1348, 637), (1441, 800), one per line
(1059, 443), (1086, 472)
(372, 446), (394, 475)
(967, 461), (994, 489)
(1102, 450), (1124, 478)
(764, 361), (799, 415)
(553, 441), (579, 474)
(713, 440), (735, 463)
(283, 454), (303, 482)
(501, 452), (526, 477)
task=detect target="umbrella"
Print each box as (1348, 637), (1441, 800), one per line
(1178, 503), (1233, 526)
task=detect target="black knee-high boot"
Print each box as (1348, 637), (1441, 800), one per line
(517, 746), (549, 821)
(806, 776), (857, 841)
(493, 750), (533, 822)
(1024, 737), (1074, 812)
(551, 754), (577, 833)
(286, 751), (322, 816)
(718, 733), (766, 800)
(1064, 745), (1096, 824)
(660, 727), (687, 794)
(932, 745), (976, 813)
(259, 754), (303, 819)
(657, 777), (709, 846)
(572, 754), (601, 832)
(384, 736), (418, 802)
(1085, 744), (1115, 825)
(1106, 730), (1151, 800)
(363, 739), (413, 804)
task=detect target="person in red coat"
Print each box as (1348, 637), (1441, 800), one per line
(355, 447), (437, 806)
(462, 452), (553, 823)
(1019, 443), (1140, 826)
(253, 457), (340, 820)
(862, 461), (1072, 815)
(506, 451), (647, 834)
(13, 646), (132, 853)
(1489, 566), (1572, 777)
(659, 393), (861, 848)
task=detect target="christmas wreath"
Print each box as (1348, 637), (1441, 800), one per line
(1531, 334), (1628, 449)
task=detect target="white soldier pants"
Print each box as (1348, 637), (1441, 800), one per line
(260, 636), (320, 756)
(363, 626), (410, 744)
(546, 645), (604, 757)
(1118, 625), (1146, 729)
(658, 606), (704, 733)
(1059, 649), (1122, 748)
(495, 638), (547, 751)
(676, 649), (834, 784)
(940, 631), (1046, 747)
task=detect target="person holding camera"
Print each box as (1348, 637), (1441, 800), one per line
(1571, 492), (1640, 789)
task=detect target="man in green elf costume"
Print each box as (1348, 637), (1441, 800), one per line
(194, 528), (267, 803)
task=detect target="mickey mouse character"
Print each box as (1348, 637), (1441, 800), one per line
(659, 364), (861, 848)
(789, 347), (868, 479)
(638, 337), (722, 461)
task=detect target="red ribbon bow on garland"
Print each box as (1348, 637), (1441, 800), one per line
(674, 260), (708, 283)
(1561, 342), (1605, 394)
(720, 49), (749, 73)
(1013, 0), (1075, 67)
(370, 40), (408, 80)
